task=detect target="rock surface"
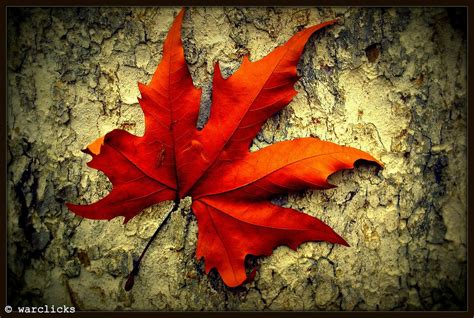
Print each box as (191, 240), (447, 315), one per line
(7, 7), (466, 310)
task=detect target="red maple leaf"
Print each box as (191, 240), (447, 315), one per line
(67, 9), (381, 288)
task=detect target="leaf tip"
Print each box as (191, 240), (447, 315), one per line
(87, 136), (105, 155)
(213, 61), (224, 81)
(137, 81), (146, 90)
(174, 7), (186, 26)
(305, 17), (339, 35)
(375, 158), (385, 168)
(361, 155), (385, 169)
(123, 215), (133, 224)
(340, 239), (350, 247)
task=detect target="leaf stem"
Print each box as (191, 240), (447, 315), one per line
(124, 199), (180, 291)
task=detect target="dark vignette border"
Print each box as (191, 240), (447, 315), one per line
(1, 0), (471, 318)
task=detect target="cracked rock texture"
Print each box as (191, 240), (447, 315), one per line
(7, 7), (467, 311)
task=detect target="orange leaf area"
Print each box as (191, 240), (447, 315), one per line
(67, 8), (382, 287)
